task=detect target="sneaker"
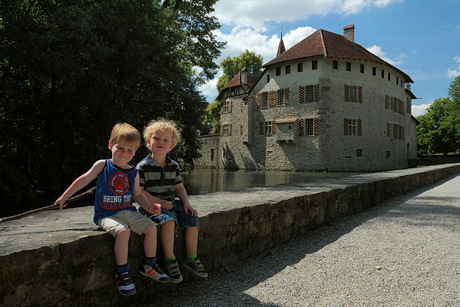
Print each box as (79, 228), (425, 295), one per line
(166, 260), (183, 284)
(115, 271), (137, 296)
(140, 263), (170, 283)
(182, 257), (208, 278)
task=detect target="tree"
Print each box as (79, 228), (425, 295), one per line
(202, 101), (221, 135)
(216, 50), (263, 92)
(0, 0), (224, 214)
(417, 98), (460, 155)
(448, 75), (460, 135)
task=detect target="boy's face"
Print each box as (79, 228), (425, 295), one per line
(109, 139), (137, 167)
(147, 130), (175, 155)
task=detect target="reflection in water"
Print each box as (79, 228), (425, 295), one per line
(182, 169), (358, 195)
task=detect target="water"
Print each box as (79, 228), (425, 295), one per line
(182, 169), (358, 195)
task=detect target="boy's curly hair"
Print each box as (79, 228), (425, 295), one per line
(143, 118), (181, 148)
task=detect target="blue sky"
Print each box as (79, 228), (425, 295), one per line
(200, 0), (460, 117)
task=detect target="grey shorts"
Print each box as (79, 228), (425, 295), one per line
(97, 210), (156, 236)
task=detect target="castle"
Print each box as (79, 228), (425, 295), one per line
(196, 25), (418, 172)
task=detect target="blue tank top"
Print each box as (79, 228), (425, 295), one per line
(93, 159), (137, 224)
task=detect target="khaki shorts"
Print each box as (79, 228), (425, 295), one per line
(97, 210), (155, 236)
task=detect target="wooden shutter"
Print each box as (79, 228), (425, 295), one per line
(298, 118), (304, 136)
(314, 118), (320, 135)
(284, 88), (289, 105)
(314, 84), (320, 102)
(344, 85), (350, 102)
(256, 93), (261, 109)
(358, 86), (363, 103)
(358, 119), (362, 136)
(269, 91), (276, 107)
(344, 118), (349, 135)
(299, 86), (305, 104)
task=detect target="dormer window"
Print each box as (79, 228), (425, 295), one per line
(276, 67), (281, 76)
(285, 65), (291, 74)
(312, 60), (318, 70)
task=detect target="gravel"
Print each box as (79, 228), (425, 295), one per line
(142, 174), (460, 307)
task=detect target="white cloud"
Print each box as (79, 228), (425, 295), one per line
(447, 56), (460, 78)
(214, 0), (401, 27)
(367, 45), (403, 66)
(412, 103), (431, 117)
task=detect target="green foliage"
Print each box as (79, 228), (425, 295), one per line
(202, 101), (221, 134)
(216, 50), (263, 91)
(0, 0), (224, 212)
(417, 97), (460, 155)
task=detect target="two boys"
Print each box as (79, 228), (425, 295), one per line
(55, 120), (206, 296)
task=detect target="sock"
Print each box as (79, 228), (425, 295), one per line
(116, 263), (130, 274)
(165, 256), (176, 262)
(186, 254), (197, 260)
(144, 256), (157, 266)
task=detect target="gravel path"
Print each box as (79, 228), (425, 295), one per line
(144, 174), (460, 307)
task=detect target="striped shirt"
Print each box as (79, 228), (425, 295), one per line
(136, 154), (182, 202)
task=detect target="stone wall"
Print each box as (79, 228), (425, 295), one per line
(1, 164), (459, 306)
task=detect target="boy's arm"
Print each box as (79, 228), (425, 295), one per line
(141, 188), (173, 210)
(54, 159), (105, 209)
(175, 182), (198, 217)
(133, 173), (161, 214)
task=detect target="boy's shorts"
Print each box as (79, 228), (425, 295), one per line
(97, 210), (156, 236)
(139, 200), (200, 228)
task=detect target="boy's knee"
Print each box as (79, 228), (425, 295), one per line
(143, 224), (157, 236)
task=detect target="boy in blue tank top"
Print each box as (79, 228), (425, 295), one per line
(54, 123), (169, 296)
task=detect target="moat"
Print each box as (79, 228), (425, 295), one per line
(182, 169), (359, 195)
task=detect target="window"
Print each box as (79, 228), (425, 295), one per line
(277, 89), (286, 105)
(349, 86), (357, 102)
(261, 92), (268, 108)
(381, 69), (385, 78)
(264, 121), (272, 135)
(305, 85), (315, 103)
(388, 72), (391, 81)
(346, 62), (351, 71)
(360, 64), (364, 73)
(285, 65), (291, 74)
(222, 100), (231, 113)
(333, 60), (338, 70)
(297, 63), (303, 72)
(222, 124), (231, 136)
(267, 75), (270, 83)
(344, 118), (362, 136)
(372, 67), (376, 76)
(312, 60), (318, 70)
(305, 119), (314, 136)
(345, 85), (362, 103)
(276, 67), (281, 76)
(356, 149), (363, 157)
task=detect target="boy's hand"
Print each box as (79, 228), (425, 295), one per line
(159, 199), (173, 210)
(184, 204), (198, 217)
(150, 203), (161, 215)
(54, 197), (68, 210)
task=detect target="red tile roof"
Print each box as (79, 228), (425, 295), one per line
(222, 70), (260, 91)
(263, 29), (413, 83)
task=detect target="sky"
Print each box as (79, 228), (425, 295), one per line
(199, 0), (460, 117)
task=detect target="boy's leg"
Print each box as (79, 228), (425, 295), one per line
(184, 226), (198, 256)
(182, 226), (208, 278)
(161, 220), (176, 259)
(139, 223), (170, 283)
(98, 213), (136, 296)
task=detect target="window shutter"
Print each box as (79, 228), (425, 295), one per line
(259, 122), (264, 134)
(284, 88), (289, 105)
(229, 124), (232, 136)
(299, 118), (304, 136)
(229, 100), (233, 113)
(314, 84), (320, 102)
(269, 91), (276, 107)
(344, 85), (350, 102)
(358, 119), (362, 136)
(299, 86), (305, 104)
(272, 123), (276, 134)
(344, 118), (349, 135)
(256, 93), (261, 109)
(314, 118), (320, 135)
(358, 86), (363, 103)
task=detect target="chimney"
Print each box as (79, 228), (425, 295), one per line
(240, 67), (248, 84)
(343, 24), (355, 42)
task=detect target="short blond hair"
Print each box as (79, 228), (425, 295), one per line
(143, 118), (181, 148)
(109, 123), (141, 149)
